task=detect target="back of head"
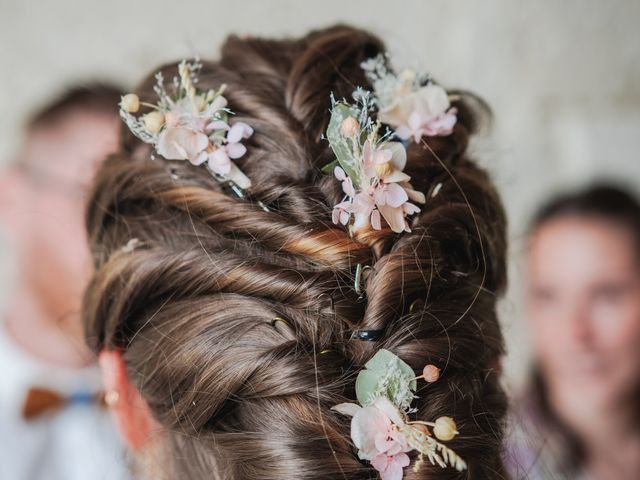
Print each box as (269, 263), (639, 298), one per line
(83, 25), (508, 479)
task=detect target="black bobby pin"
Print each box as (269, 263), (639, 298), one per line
(350, 329), (384, 341)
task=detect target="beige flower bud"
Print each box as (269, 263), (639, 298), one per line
(340, 116), (360, 137)
(374, 161), (393, 178)
(422, 364), (441, 383)
(433, 416), (458, 441)
(142, 111), (165, 134)
(120, 93), (140, 113)
(400, 68), (416, 83)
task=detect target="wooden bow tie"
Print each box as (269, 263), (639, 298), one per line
(22, 386), (106, 420)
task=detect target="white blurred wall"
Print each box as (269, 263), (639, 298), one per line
(1, 0), (639, 391)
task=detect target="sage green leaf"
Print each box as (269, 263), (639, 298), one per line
(326, 102), (362, 186)
(355, 349), (418, 409)
(355, 370), (381, 406)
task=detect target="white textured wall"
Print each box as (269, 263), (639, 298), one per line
(1, 0), (639, 388)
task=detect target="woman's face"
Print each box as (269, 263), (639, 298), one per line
(526, 216), (640, 415)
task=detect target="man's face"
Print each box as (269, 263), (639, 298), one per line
(1, 109), (119, 338)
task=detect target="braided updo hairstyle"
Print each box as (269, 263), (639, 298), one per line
(83, 25), (508, 479)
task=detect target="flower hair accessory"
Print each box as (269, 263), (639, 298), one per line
(323, 92), (426, 234)
(361, 54), (458, 143)
(323, 55), (458, 234)
(332, 349), (466, 480)
(119, 59), (253, 191)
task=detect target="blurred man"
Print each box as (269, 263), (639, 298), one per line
(0, 85), (130, 479)
(506, 185), (640, 480)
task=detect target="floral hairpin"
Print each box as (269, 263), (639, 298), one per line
(119, 59), (253, 190)
(323, 56), (458, 234)
(332, 349), (466, 480)
(322, 92), (426, 234)
(361, 54), (457, 143)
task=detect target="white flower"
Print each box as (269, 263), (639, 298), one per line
(332, 396), (408, 461)
(156, 127), (209, 162)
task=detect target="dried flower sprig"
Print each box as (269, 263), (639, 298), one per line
(322, 92), (426, 234)
(119, 59), (253, 189)
(332, 349), (466, 480)
(361, 54), (458, 143)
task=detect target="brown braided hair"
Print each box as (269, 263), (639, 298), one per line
(83, 24), (509, 479)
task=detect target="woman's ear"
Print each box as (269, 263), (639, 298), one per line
(99, 349), (161, 451)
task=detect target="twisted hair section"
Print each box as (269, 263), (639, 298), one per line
(84, 25), (508, 479)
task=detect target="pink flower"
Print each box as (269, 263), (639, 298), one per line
(333, 397), (408, 458)
(363, 141), (405, 180)
(203, 148), (232, 175)
(376, 204), (406, 233)
(332, 397), (411, 479)
(192, 121), (254, 176)
(331, 141), (425, 233)
(379, 83), (457, 142)
(332, 200), (352, 225)
(225, 122), (254, 154)
(396, 107), (457, 142)
(157, 127), (209, 162)
(205, 119), (229, 132)
(373, 182), (408, 208)
(365, 141), (422, 233)
(334, 166), (356, 197)
(164, 96), (222, 131)
(371, 452), (411, 480)
(352, 191), (381, 231)
(363, 141), (410, 182)
(213, 121), (254, 158)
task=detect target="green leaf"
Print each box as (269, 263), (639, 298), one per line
(326, 102), (362, 186)
(320, 159), (339, 174)
(355, 349), (417, 408)
(355, 370), (380, 406)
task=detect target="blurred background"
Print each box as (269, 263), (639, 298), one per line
(1, 0), (639, 401)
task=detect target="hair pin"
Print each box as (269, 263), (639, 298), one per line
(119, 59), (266, 209)
(323, 91), (426, 234)
(332, 349), (466, 479)
(350, 329), (385, 342)
(408, 298), (424, 313)
(322, 54), (458, 235)
(354, 263), (373, 296)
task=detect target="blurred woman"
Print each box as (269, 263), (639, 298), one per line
(507, 184), (640, 479)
